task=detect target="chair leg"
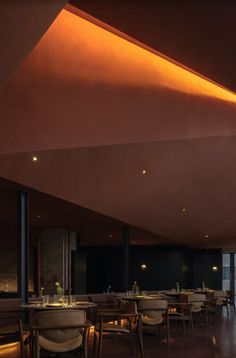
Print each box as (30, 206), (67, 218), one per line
(137, 318), (144, 358)
(83, 326), (88, 358)
(93, 332), (97, 357)
(166, 317), (170, 350)
(98, 320), (103, 358)
(190, 312), (194, 336)
(233, 300), (236, 313)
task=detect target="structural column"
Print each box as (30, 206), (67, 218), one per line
(230, 253), (235, 294)
(123, 226), (130, 291)
(17, 191), (29, 304)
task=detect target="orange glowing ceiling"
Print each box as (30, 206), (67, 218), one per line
(31, 8), (236, 104)
(1, 5), (236, 155)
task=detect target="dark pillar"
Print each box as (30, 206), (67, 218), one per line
(17, 191), (29, 304)
(123, 227), (130, 291)
(230, 253), (235, 293)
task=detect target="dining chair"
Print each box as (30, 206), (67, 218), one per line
(93, 300), (143, 358)
(189, 293), (208, 325)
(168, 294), (194, 335)
(226, 290), (236, 312)
(32, 309), (89, 358)
(214, 290), (229, 315)
(89, 294), (119, 310)
(0, 310), (30, 358)
(138, 298), (170, 348)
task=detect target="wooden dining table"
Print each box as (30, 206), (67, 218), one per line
(21, 301), (97, 310)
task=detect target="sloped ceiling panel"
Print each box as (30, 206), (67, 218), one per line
(0, 0), (68, 93)
(1, 135), (236, 249)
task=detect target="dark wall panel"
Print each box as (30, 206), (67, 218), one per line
(72, 251), (87, 294)
(130, 247), (184, 291)
(192, 249), (222, 289)
(86, 247), (123, 293)
(72, 246), (222, 293)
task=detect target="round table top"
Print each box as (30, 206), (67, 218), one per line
(22, 301), (97, 310)
(120, 295), (165, 301)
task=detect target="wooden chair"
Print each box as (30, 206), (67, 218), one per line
(138, 298), (170, 348)
(93, 300), (143, 358)
(214, 290), (229, 315)
(32, 309), (90, 357)
(226, 290), (236, 312)
(168, 294), (194, 335)
(0, 310), (30, 358)
(189, 293), (208, 325)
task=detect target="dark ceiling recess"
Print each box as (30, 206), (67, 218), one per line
(0, 177), (169, 247)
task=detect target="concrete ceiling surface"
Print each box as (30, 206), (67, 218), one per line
(0, 0), (68, 93)
(1, 136), (236, 248)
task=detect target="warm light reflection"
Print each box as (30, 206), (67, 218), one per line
(0, 341), (19, 354)
(33, 8), (236, 104)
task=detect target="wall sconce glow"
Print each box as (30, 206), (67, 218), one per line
(141, 264), (147, 270)
(181, 208), (187, 212)
(212, 266), (218, 271)
(32, 156), (38, 162)
(142, 169), (147, 175)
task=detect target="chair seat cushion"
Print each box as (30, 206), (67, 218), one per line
(142, 315), (163, 325)
(191, 307), (202, 312)
(39, 334), (83, 353)
(95, 323), (130, 334)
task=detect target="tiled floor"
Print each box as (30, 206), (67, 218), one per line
(2, 308), (236, 357)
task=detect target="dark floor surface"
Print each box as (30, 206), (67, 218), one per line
(2, 308), (236, 357)
(41, 308), (236, 358)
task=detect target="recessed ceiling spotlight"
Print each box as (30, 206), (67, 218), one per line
(142, 169), (147, 175)
(108, 234), (113, 238)
(212, 266), (218, 271)
(181, 208), (187, 212)
(32, 156), (38, 162)
(141, 264), (147, 270)
(204, 235), (209, 239)
(37, 215), (41, 218)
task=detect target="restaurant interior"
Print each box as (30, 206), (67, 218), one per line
(1, 0), (236, 357)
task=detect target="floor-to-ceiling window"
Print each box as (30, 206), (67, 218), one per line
(222, 253), (230, 290)
(222, 252), (236, 294)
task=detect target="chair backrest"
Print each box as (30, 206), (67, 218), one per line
(189, 293), (206, 302)
(138, 299), (167, 319)
(76, 295), (92, 302)
(35, 309), (86, 343)
(214, 290), (227, 298)
(214, 290), (227, 304)
(119, 300), (137, 314)
(89, 294), (116, 303)
(179, 294), (189, 303)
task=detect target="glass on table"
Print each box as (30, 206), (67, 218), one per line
(126, 290), (133, 298)
(62, 295), (69, 306)
(42, 295), (49, 305)
(69, 295), (76, 307)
